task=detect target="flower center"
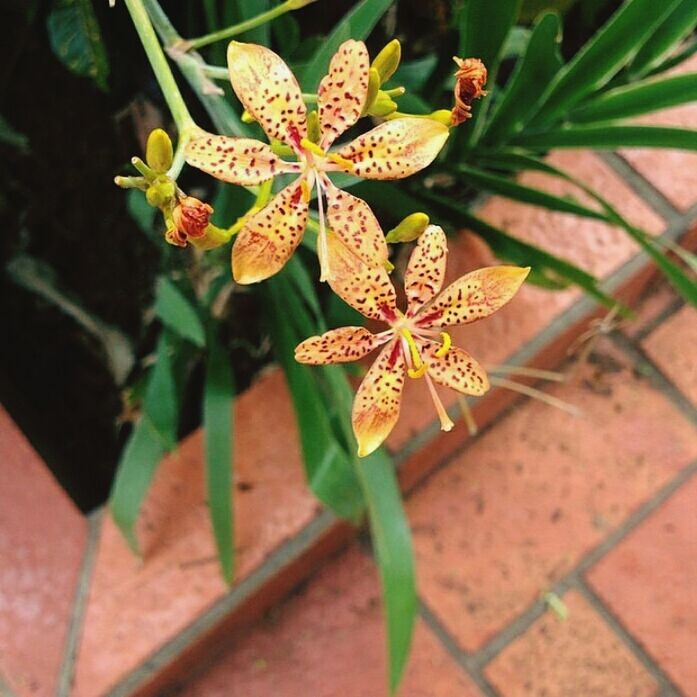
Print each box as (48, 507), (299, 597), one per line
(299, 138), (355, 173)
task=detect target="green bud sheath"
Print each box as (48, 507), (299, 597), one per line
(368, 93), (398, 117)
(145, 128), (173, 173)
(385, 212), (430, 243)
(361, 68), (381, 116)
(429, 109), (454, 127)
(371, 39), (401, 85)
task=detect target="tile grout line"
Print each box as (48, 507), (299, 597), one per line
(56, 509), (103, 697)
(630, 296), (686, 343)
(417, 456), (697, 693)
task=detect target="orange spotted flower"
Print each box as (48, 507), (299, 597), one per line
(295, 226), (529, 457)
(185, 40), (449, 284)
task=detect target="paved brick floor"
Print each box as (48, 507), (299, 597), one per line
(176, 281), (697, 697)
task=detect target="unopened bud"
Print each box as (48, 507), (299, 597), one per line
(451, 57), (488, 126)
(385, 212), (430, 243)
(172, 196), (214, 240)
(131, 156), (156, 179)
(241, 110), (256, 124)
(428, 109), (454, 127)
(145, 129), (173, 173)
(145, 176), (176, 208)
(307, 110), (321, 144)
(371, 39), (401, 85)
(362, 67), (381, 116)
(368, 93), (398, 117)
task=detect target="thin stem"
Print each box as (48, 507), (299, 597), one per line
(490, 376), (581, 417)
(123, 0), (195, 133)
(188, 1), (297, 51)
(486, 364), (566, 382)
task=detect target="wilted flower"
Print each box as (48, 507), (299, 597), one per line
(167, 196), (214, 247)
(451, 57), (488, 126)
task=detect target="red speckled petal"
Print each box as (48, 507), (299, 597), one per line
(336, 117), (449, 180)
(318, 40), (370, 149)
(420, 339), (489, 396)
(185, 134), (296, 185)
(416, 266), (530, 328)
(294, 326), (384, 365)
(352, 340), (406, 457)
(324, 178), (388, 268)
(227, 41), (307, 147)
(405, 224), (448, 316)
(325, 231), (397, 322)
(232, 178), (308, 284)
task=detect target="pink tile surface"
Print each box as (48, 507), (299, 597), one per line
(72, 370), (319, 697)
(621, 54), (697, 212)
(486, 591), (658, 697)
(407, 340), (697, 651)
(587, 476), (697, 696)
(177, 546), (482, 697)
(387, 150), (665, 451)
(0, 406), (87, 697)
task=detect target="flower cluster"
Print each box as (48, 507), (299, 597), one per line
(121, 38), (526, 456)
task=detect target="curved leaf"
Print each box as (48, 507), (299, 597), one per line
(154, 277), (206, 347)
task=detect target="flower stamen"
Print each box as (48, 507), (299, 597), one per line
(326, 153), (355, 171)
(425, 373), (454, 431)
(435, 331), (452, 358)
(300, 138), (327, 158)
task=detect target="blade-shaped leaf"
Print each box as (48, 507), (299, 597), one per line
(301, 0), (394, 91)
(154, 277), (206, 347)
(232, 0), (270, 44)
(627, 0), (697, 79)
(482, 12), (562, 145)
(203, 328), (236, 583)
(529, 0), (682, 127)
(512, 124), (697, 150)
(568, 73), (697, 124)
(355, 449), (416, 694)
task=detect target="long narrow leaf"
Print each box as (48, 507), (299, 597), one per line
(568, 73), (697, 124)
(529, 0), (682, 127)
(301, 0), (394, 91)
(203, 329), (236, 583)
(482, 12), (562, 146)
(627, 0), (697, 79)
(512, 125), (697, 150)
(154, 277), (206, 347)
(355, 450), (416, 694)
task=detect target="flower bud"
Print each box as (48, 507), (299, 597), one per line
(428, 109), (454, 127)
(451, 57), (488, 126)
(172, 196), (214, 240)
(371, 39), (401, 85)
(385, 212), (430, 243)
(361, 67), (381, 116)
(368, 93), (398, 117)
(307, 110), (321, 144)
(145, 128), (173, 173)
(145, 176), (176, 208)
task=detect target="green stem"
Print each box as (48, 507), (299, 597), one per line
(123, 0), (195, 134)
(188, 0), (298, 51)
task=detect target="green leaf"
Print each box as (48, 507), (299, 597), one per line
(568, 73), (697, 124)
(627, 0), (697, 79)
(457, 164), (607, 221)
(512, 124), (697, 150)
(0, 114), (29, 152)
(203, 329), (236, 583)
(233, 0), (270, 44)
(300, 0), (394, 91)
(646, 37), (697, 78)
(529, 0), (682, 127)
(481, 12), (562, 145)
(355, 450), (416, 694)
(47, 0), (109, 90)
(154, 277), (206, 347)
(263, 274), (365, 522)
(110, 332), (178, 553)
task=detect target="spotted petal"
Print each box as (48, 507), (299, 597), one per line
(325, 231), (397, 322)
(232, 178), (308, 284)
(227, 41), (307, 147)
(352, 340), (406, 457)
(185, 134), (296, 185)
(416, 266), (530, 328)
(323, 178), (388, 268)
(421, 340), (489, 396)
(294, 327), (383, 365)
(336, 117), (449, 180)
(405, 225), (448, 316)
(318, 40), (370, 149)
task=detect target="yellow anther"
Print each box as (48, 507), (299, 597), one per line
(408, 363), (428, 379)
(300, 179), (311, 203)
(300, 138), (327, 158)
(435, 332), (452, 358)
(327, 153), (355, 171)
(401, 328), (424, 371)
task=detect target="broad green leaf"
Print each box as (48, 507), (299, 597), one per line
(285, 256), (323, 326)
(263, 274), (365, 521)
(529, 0), (682, 127)
(0, 114), (29, 152)
(512, 125), (697, 150)
(110, 332), (178, 553)
(568, 73), (697, 124)
(47, 0), (109, 90)
(647, 37), (697, 78)
(482, 12), (562, 145)
(154, 277), (206, 347)
(127, 189), (157, 237)
(203, 329), (236, 583)
(301, 0), (394, 91)
(520, 0), (576, 22)
(355, 450), (416, 694)
(271, 12), (300, 57)
(501, 26), (531, 60)
(233, 0), (270, 44)
(627, 0), (697, 79)
(393, 55), (438, 93)
(457, 164), (607, 221)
